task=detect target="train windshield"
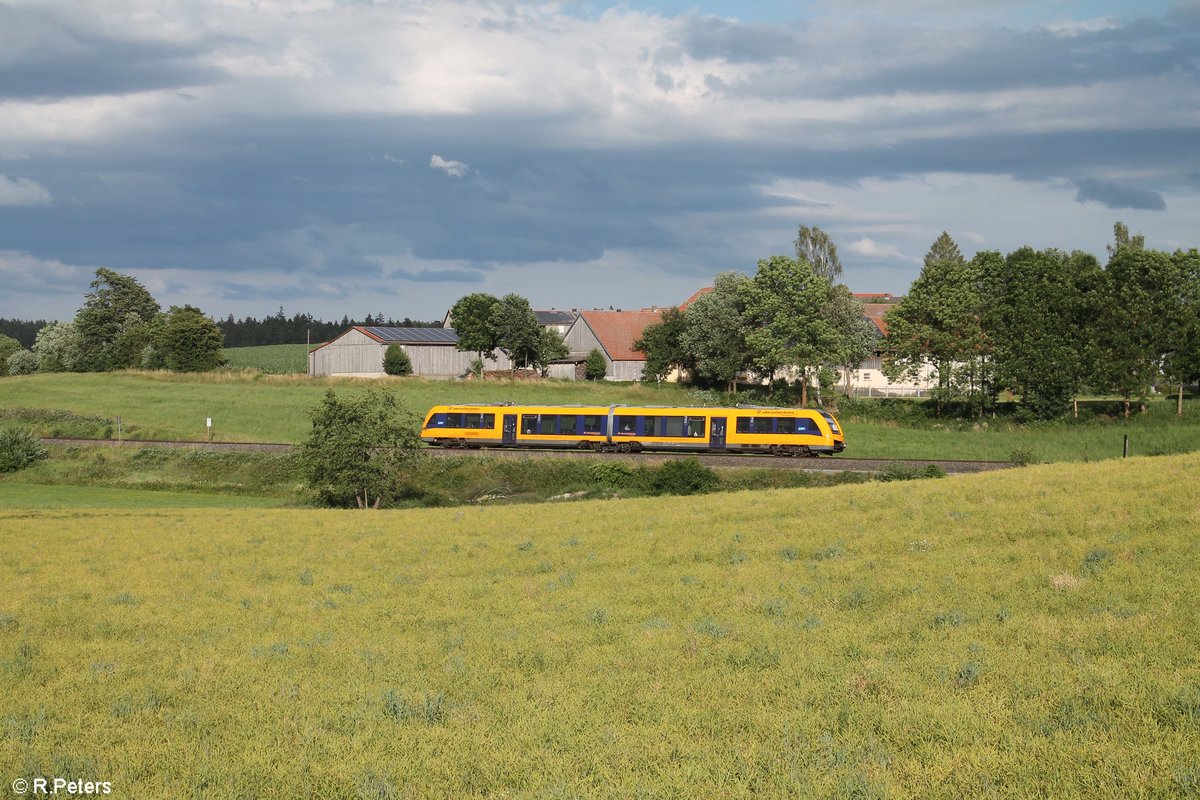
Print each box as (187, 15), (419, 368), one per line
(819, 412), (841, 434)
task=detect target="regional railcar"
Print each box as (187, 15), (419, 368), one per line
(420, 403), (845, 456)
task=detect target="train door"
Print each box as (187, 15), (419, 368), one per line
(709, 417), (726, 449)
(502, 414), (517, 445)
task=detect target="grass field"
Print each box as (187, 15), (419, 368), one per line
(0, 483), (283, 509)
(221, 344), (314, 374)
(1, 455), (1197, 798)
(3, 371), (1200, 462)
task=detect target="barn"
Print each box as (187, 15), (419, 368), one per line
(307, 326), (512, 377)
(561, 310), (664, 382)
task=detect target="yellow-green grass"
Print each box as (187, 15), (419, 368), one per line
(2, 456), (1198, 798)
(0, 482), (283, 509)
(220, 344), (315, 374)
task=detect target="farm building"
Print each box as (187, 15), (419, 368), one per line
(307, 326), (512, 378)
(442, 308), (578, 336)
(561, 310), (664, 382)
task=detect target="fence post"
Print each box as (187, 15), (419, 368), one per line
(1122, 434), (1128, 458)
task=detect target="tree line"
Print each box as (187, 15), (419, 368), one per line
(217, 309), (439, 348)
(636, 223), (1199, 420)
(884, 224), (1200, 418)
(635, 226), (878, 405)
(2, 269), (224, 376)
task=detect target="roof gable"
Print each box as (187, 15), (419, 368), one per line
(578, 310), (664, 361)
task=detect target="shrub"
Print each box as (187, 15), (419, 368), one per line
(0, 427), (49, 473)
(1009, 448), (1036, 467)
(647, 457), (718, 496)
(6, 349), (37, 375)
(585, 348), (607, 380)
(0, 334), (20, 374)
(383, 344), (413, 376)
(587, 460), (633, 486)
(160, 305), (224, 372)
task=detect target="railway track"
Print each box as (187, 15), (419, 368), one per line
(39, 437), (1011, 473)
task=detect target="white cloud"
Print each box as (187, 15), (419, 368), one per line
(430, 155), (469, 178)
(0, 174), (52, 206)
(846, 236), (910, 261)
(382, 154), (404, 165)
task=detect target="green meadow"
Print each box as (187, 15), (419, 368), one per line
(221, 344), (314, 374)
(3, 371), (1200, 462)
(1, 455), (1198, 798)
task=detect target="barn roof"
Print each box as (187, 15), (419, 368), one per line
(577, 310), (664, 362)
(861, 304), (892, 336)
(535, 309), (578, 326)
(357, 326), (460, 344)
(678, 287), (712, 310)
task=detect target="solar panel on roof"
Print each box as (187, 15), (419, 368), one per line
(361, 326), (460, 344)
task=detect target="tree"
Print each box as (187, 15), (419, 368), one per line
(981, 248), (1097, 419)
(925, 231), (964, 267)
(32, 322), (82, 373)
(159, 305), (224, 372)
(742, 256), (832, 405)
(383, 344), (413, 376)
(883, 253), (984, 414)
(6, 349), (37, 375)
(635, 307), (692, 382)
(298, 388), (422, 508)
(1162, 249), (1200, 415)
(821, 285), (879, 395)
(681, 272), (752, 392)
(74, 268), (161, 371)
(532, 328), (569, 374)
(0, 334), (20, 376)
(585, 348), (607, 380)
(793, 225), (842, 281)
(449, 293), (501, 360)
(1093, 246), (1184, 415)
(489, 294), (542, 368)
(1106, 221), (1145, 259)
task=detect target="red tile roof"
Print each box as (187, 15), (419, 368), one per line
(678, 287), (712, 310)
(579, 310), (665, 362)
(862, 303), (892, 336)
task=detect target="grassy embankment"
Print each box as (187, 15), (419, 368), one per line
(2, 371), (1199, 462)
(1, 455), (1198, 798)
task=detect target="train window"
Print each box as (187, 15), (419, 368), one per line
(735, 417), (751, 433)
(778, 418), (817, 435)
(521, 415), (538, 435)
(537, 416), (557, 435)
(615, 415), (637, 435)
(685, 416), (706, 437)
(582, 415), (605, 434)
(558, 415), (579, 435)
(644, 416), (657, 436)
(737, 417), (777, 434)
(444, 413), (464, 428)
(461, 413), (495, 429)
(662, 416), (685, 437)
(427, 413), (444, 428)
(819, 412), (841, 433)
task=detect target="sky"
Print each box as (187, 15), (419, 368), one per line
(1, 0), (1197, 323)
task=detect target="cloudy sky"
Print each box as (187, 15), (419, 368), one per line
(1, 0), (1197, 322)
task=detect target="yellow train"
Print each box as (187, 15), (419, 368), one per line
(420, 403), (845, 456)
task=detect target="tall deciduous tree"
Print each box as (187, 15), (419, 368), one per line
(1093, 246), (1182, 415)
(1162, 249), (1200, 415)
(74, 269), (161, 371)
(981, 248), (1098, 419)
(489, 294), (542, 368)
(635, 307), (692, 382)
(743, 256), (833, 405)
(883, 253), (984, 415)
(682, 272), (752, 392)
(1106, 220), (1145, 258)
(32, 321), (82, 373)
(821, 285), (879, 394)
(793, 225), (842, 281)
(532, 327), (569, 374)
(449, 293), (501, 360)
(159, 305), (224, 372)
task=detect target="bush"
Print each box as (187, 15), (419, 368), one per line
(383, 344), (413, 376)
(299, 388), (422, 508)
(160, 305), (224, 372)
(646, 457), (719, 496)
(0, 334), (20, 374)
(585, 348), (606, 381)
(0, 427), (49, 473)
(6, 349), (37, 375)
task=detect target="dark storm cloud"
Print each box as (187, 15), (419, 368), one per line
(706, 12), (1199, 101)
(1074, 179), (1167, 211)
(677, 16), (797, 64)
(0, 5), (227, 100)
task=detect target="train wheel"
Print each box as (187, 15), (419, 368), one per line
(617, 442), (632, 453)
